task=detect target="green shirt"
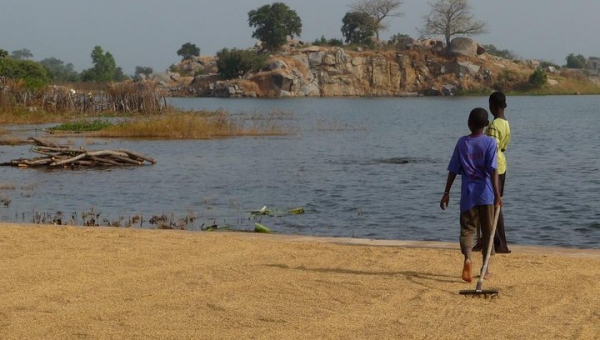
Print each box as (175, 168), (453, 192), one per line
(485, 118), (511, 174)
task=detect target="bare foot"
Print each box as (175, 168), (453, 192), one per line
(462, 259), (472, 283)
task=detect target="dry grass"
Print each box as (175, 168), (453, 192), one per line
(0, 108), (82, 125)
(92, 109), (294, 139)
(541, 70), (600, 94)
(237, 79), (261, 95)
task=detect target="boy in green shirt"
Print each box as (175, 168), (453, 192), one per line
(473, 91), (512, 253)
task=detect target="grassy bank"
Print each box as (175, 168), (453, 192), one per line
(91, 110), (293, 139)
(1, 108), (295, 140)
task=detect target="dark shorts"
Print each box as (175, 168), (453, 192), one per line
(460, 205), (495, 256)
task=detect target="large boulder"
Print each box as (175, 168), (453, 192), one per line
(449, 37), (478, 57)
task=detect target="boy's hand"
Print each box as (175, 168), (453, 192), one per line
(440, 193), (450, 210)
(495, 195), (503, 208)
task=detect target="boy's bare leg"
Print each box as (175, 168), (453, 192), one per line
(462, 255), (473, 283)
(459, 209), (478, 283)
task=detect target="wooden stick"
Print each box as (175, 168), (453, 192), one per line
(116, 149), (156, 164)
(50, 153), (87, 166)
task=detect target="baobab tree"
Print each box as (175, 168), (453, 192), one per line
(349, 0), (403, 40)
(419, 0), (487, 49)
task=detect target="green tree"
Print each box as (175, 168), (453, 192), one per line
(114, 67), (127, 82)
(565, 53), (586, 69)
(419, 0), (487, 49)
(216, 48), (268, 79)
(10, 48), (33, 60)
(313, 36), (328, 46)
(388, 33), (413, 49)
(528, 68), (547, 87)
(0, 49), (8, 58)
(349, 0), (403, 40)
(341, 11), (377, 45)
(313, 36), (344, 47)
(0, 58), (50, 89)
(40, 57), (80, 82)
(81, 46), (118, 82)
(135, 66), (154, 77)
(248, 2), (302, 51)
(177, 43), (200, 61)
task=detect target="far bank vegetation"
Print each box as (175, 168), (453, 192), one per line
(0, 78), (293, 139)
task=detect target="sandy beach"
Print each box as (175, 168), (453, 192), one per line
(0, 223), (598, 339)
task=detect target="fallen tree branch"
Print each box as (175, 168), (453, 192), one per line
(1, 138), (156, 169)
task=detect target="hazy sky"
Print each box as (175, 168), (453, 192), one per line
(1, 0), (599, 75)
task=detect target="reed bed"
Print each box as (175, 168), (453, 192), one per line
(0, 107), (82, 124)
(92, 110), (294, 139)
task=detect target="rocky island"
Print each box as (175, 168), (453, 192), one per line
(141, 37), (600, 98)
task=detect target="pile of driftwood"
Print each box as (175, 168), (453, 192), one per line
(1, 138), (156, 169)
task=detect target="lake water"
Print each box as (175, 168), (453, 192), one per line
(1, 96), (599, 249)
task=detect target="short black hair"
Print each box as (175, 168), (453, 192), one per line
(489, 91), (507, 108)
(468, 107), (489, 130)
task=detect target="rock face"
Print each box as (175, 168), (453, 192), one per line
(176, 42), (539, 98)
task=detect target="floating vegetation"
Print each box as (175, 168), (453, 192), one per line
(11, 202), (307, 235)
(201, 224), (232, 232)
(254, 223), (271, 233)
(251, 205), (305, 217)
(47, 120), (113, 133)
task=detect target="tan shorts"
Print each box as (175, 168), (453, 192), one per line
(460, 205), (495, 256)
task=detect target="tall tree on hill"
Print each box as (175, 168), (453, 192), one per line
(419, 0), (487, 49)
(248, 2), (302, 51)
(135, 66), (154, 77)
(177, 43), (200, 61)
(565, 53), (586, 69)
(349, 0), (403, 40)
(341, 11), (377, 45)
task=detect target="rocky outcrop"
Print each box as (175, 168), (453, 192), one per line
(449, 37), (481, 57)
(171, 40), (542, 98)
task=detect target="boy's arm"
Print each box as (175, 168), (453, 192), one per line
(440, 172), (456, 210)
(491, 169), (503, 208)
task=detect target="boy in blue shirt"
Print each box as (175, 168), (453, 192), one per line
(440, 108), (503, 283)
